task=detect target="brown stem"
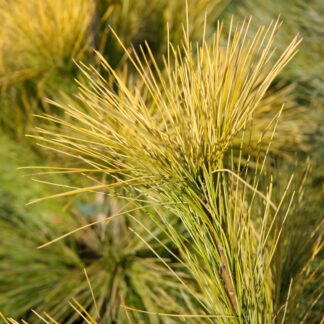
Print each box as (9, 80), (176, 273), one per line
(200, 163), (239, 314)
(211, 230), (239, 314)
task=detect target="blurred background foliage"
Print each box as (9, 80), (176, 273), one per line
(0, 0), (322, 323)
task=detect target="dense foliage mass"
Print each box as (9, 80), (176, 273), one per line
(0, 1), (322, 323)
